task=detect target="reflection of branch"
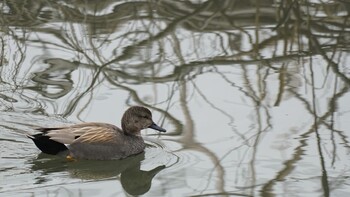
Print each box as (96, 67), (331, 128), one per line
(310, 60), (330, 197)
(192, 78), (245, 142)
(104, 0), (215, 65)
(190, 191), (252, 197)
(307, 34), (350, 85)
(29, 59), (77, 99)
(188, 143), (226, 195)
(260, 128), (309, 196)
(0, 37), (5, 72)
(103, 73), (182, 135)
(261, 81), (350, 195)
(61, 66), (102, 117)
(177, 78), (226, 195)
(292, 85), (350, 148)
(104, 53), (307, 86)
(273, 65), (286, 106)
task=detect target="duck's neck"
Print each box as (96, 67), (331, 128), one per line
(123, 131), (141, 137)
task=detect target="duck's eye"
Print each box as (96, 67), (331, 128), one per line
(138, 115), (148, 119)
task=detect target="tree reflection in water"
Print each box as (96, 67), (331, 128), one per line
(0, 0), (350, 196)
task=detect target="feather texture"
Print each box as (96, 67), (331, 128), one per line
(27, 106), (166, 160)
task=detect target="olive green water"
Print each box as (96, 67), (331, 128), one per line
(1, 0), (350, 196)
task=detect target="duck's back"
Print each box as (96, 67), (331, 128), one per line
(65, 123), (145, 160)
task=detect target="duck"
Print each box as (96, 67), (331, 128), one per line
(27, 106), (166, 160)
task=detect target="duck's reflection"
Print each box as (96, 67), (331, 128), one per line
(30, 152), (165, 195)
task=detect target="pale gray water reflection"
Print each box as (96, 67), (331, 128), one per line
(1, 0), (350, 196)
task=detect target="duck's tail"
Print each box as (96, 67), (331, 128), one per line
(27, 133), (68, 155)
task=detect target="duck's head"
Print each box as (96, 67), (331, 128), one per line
(121, 106), (166, 135)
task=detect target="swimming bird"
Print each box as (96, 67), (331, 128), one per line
(27, 106), (166, 160)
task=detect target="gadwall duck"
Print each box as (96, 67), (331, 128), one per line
(27, 106), (166, 160)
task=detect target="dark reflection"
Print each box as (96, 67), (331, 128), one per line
(27, 58), (78, 99)
(29, 152), (165, 195)
(121, 164), (165, 196)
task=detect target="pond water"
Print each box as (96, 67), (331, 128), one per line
(1, 0), (350, 196)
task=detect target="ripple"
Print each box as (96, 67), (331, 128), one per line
(0, 111), (70, 136)
(143, 137), (179, 169)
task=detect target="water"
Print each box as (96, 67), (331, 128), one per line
(1, 0), (350, 196)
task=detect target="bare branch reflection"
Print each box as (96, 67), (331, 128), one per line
(0, 0), (350, 196)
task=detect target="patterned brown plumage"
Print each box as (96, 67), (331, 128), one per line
(27, 106), (166, 160)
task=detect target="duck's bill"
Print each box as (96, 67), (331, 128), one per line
(149, 123), (166, 132)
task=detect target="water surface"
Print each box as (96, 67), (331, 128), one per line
(1, 0), (350, 196)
